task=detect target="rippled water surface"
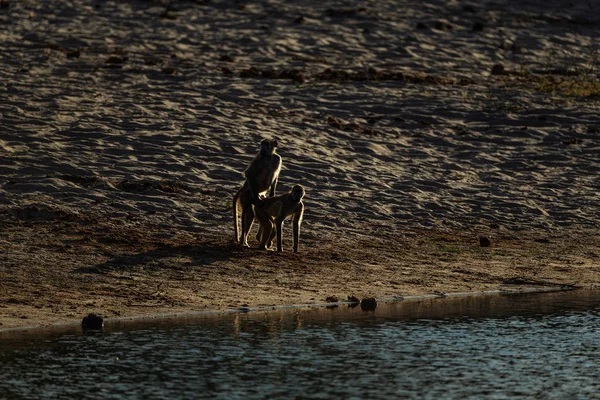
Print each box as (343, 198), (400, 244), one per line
(2, 290), (600, 399)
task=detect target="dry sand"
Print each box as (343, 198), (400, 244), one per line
(1, 0), (599, 330)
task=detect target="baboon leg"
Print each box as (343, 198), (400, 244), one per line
(275, 218), (285, 252)
(255, 208), (272, 250)
(267, 227), (276, 248)
(241, 201), (255, 247)
(232, 191), (241, 244)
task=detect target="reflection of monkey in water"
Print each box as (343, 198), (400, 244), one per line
(232, 139), (282, 247)
(255, 184), (305, 253)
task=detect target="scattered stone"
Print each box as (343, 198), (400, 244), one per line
(534, 238), (551, 244)
(81, 313), (104, 330)
(479, 237), (491, 247)
(220, 66), (233, 75)
(105, 56), (127, 64)
(294, 16), (306, 24)
(325, 296), (339, 303)
(240, 67), (261, 78)
(490, 63), (505, 75)
(325, 8), (366, 18)
(463, 5), (477, 13)
(489, 223), (501, 229)
(434, 20), (453, 30)
(219, 54), (235, 62)
(162, 66), (176, 75)
(0, 0), (10, 8)
(347, 295), (360, 304)
(416, 22), (427, 29)
(360, 297), (377, 311)
(239, 67), (305, 83)
(66, 49), (81, 58)
(472, 22), (484, 32)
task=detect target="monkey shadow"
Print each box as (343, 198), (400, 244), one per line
(73, 238), (253, 275)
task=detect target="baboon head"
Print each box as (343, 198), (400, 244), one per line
(260, 138), (278, 157)
(291, 185), (305, 202)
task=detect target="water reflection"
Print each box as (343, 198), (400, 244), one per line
(1, 290), (600, 399)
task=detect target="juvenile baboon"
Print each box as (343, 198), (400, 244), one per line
(255, 184), (305, 252)
(232, 139), (282, 246)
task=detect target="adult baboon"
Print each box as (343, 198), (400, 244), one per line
(232, 139), (282, 246)
(255, 184), (305, 252)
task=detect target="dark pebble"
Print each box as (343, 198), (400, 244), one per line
(81, 313), (104, 330)
(220, 54), (235, 62)
(105, 56), (127, 64)
(479, 237), (491, 247)
(66, 49), (81, 58)
(347, 295), (360, 304)
(416, 22), (427, 29)
(434, 20), (452, 30)
(360, 297), (377, 311)
(490, 63), (505, 75)
(472, 22), (484, 32)
(325, 296), (339, 303)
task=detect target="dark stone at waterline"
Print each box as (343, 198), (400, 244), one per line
(325, 296), (339, 303)
(360, 297), (377, 311)
(347, 295), (360, 304)
(479, 237), (491, 247)
(82, 313), (104, 330)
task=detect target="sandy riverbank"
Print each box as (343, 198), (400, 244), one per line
(1, 0), (599, 330)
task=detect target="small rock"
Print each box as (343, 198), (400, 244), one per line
(491, 63), (505, 75)
(66, 49), (81, 58)
(219, 54), (235, 62)
(105, 56), (127, 64)
(325, 296), (339, 303)
(416, 22), (427, 29)
(81, 313), (104, 330)
(463, 5), (477, 13)
(360, 297), (377, 311)
(434, 20), (452, 30)
(479, 237), (491, 247)
(472, 22), (484, 32)
(489, 223), (501, 229)
(347, 295), (360, 304)
(294, 16), (306, 24)
(162, 67), (176, 75)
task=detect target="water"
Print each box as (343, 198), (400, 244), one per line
(2, 290), (600, 399)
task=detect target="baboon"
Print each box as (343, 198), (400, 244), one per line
(232, 139), (282, 246)
(255, 184), (305, 252)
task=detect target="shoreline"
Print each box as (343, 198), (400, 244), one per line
(0, 286), (585, 335)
